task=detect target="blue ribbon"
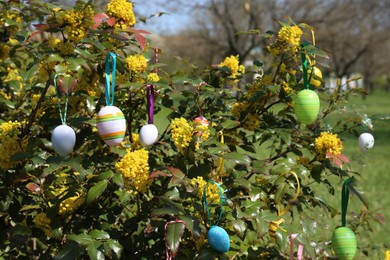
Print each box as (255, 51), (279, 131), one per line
(105, 52), (117, 106)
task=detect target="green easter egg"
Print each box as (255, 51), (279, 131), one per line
(294, 89), (320, 124)
(332, 227), (357, 260)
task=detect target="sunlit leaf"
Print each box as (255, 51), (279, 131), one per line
(166, 222), (185, 257)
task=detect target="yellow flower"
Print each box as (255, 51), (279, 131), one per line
(58, 195), (84, 215)
(244, 114), (260, 131)
(170, 117), (193, 152)
(105, 0), (136, 29)
(219, 55), (245, 82)
(115, 149), (151, 194)
(190, 176), (222, 204)
(278, 25), (302, 46)
(385, 250), (390, 260)
(125, 55), (147, 74)
(314, 132), (343, 159)
(0, 121), (28, 170)
(147, 73), (160, 83)
(33, 213), (53, 237)
(231, 102), (248, 119)
(0, 44), (10, 61)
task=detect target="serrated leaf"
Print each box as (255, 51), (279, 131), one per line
(89, 230), (110, 240)
(168, 167), (185, 185)
(53, 242), (84, 260)
(166, 222), (185, 258)
(87, 180), (108, 204)
(87, 242), (104, 260)
(223, 152), (251, 165)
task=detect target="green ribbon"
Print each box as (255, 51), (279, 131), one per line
(203, 180), (224, 228)
(341, 177), (352, 227)
(54, 74), (69, 125)
(105, 52), (117, 106)
(300, 44), (314, 90)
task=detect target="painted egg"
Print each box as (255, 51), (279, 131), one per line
(51, 124), (76, 156)
(294, 89), (320, 125)
(194, 115), (209, 136)
(358, 133), (374, 152)
(207, 226), (230, 253)
(332, 227), (357, 260)
(97, 106), (126, 147)
(139, 124), (158, 147)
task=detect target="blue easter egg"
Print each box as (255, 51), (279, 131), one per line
(207, 226), (230, 253)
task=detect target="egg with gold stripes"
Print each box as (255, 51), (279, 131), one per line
(97, 106), (126, 146)
(332, 227), (357, 260)
(294, 89), (320, 125)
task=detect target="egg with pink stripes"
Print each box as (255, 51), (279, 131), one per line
(194, 115), (209, 137)
(97, 106), (126, 146)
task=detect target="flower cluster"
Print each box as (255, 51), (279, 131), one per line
(105, 0), (136, 30)
(315, 132), (343, 159)
(57, 1), (94, 42)
(278, 25), (302, 46)
(244, 114), (260, 131)
(115, 148), (151, 194)
(190, 176), (222, 204)
(170, 117), (193, 152)
(58, 195), (84, 215)
(125, 54), (147, 74)
(218, 55), (245, 82)
(0, 121), (28, 170)
(33, 213), (53, 237)
(147, 72), (160, 83)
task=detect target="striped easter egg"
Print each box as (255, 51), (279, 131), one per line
(332, 227), (357, 260)
(294, 89), (320, 125)
(194, 115), (209, 137)
(97, 106), (126, 146)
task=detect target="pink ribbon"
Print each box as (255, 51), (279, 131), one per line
(290, 234), (304, 260)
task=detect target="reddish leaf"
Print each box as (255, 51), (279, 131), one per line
(167, 167), (185, 185)
(106, 17), (116, 27)
(337, 154), (350, 163)
(374, 213), (386, 224)
(326, 153), (342, 168)
(150, 171), (172, 179)
(91, 13), (111, 29)
(134, 33), (146, 49)
(26, 182), (40, 193)
(28, 24), (49, 41)
(59, 77), (77, 94)
(127, 28), (151, 35)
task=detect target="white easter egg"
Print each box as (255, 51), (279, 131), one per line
(139, 124), (158, 147)
(358, 133), (374, 152)
(52, 124), (76, 156)
(97, 106), (126, 147)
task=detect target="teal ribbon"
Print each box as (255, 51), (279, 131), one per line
(300, 44), (314, 90)
(54, 74), (69, 125)
(203, 180), (224, 227)
(341, 177), (352, 227)
(105, 52), (117, 106)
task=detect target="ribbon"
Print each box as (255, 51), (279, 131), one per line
(341, 177), (352, 227)
(105, 52), (117, 106)
(203, 180), (224, 228)
(154, 48), (159, 74)
(146, 84), (154, 124)
(300, 49), (313, 90)
(54, 74), (69, 125)
(290, 234), (304, 260)
(197, 82), (207, 115)
(277, 171), (301, 217)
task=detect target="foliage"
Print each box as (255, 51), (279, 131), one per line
(0, 1), (383, 259)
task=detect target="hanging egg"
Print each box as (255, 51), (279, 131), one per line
(97, 106), (126, 147)
(51, 124), (76, 156)
(194, 115), (209, 137)
(139, 124), (158, 147)
(207, 226), (230, 253)
(358, 133), (374, 152)
(332, 227), (357, 260)
(294, 89), (320, 124)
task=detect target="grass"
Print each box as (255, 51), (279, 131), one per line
(327, 90), (390, 258)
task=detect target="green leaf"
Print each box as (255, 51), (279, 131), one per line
(232, 219), (246, 239)
(165, 222), (185, 258)
(68, 233), (94, 246)
(103, 240), (123, 259)
(150, 207), (179, 217)
(223, 152), (251, 165)
(89, 230), (110, 240)
(275, 182), (288, 203)
(87, 242), (104, 260)
(98, 170), (114, 181)
(87, 180), (108, 204)
(53, 242), (84, 260)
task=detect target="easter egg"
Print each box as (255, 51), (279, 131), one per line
(139, 124), (158, 146)
(358, 133), (374, 152)
(294, 89), (320, 124)
(194, 115), (209, 136)
(207, 226), (230, 253)
(97, 106), (126, 146)
(332, 227), (357, 260)
(51, 124), (76, 156)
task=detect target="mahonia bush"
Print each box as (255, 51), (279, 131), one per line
(0, 1), (382, 259)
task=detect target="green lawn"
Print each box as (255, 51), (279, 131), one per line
(325, 90), (390, 258)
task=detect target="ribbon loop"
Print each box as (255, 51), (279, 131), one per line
(146, 84), (154, 124)
(54, 73), (69, 125)
(105, 52), (117, 106)
(341, 177), (352, 227)
(277, 171), (301, 217)
(203, 180), (224, 227)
